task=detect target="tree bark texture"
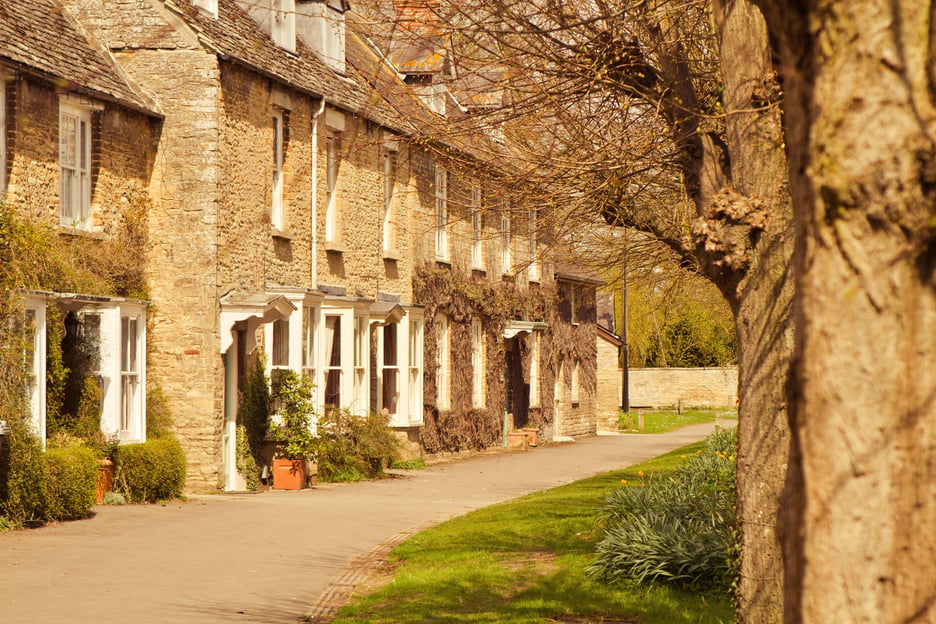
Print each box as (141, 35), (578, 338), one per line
(755, 1), (936, 622)
(712, 2), (794, 622)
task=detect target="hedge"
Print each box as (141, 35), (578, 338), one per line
(117, 439), (186, 503)
(45, 445), (98, 521)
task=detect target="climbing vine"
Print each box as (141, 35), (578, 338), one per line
(414, 263), (597, 453)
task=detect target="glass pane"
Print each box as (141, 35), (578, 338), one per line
(382, 368), (398, 415)
(272, 318), (289, 367)
(325, 369), (341, 407)
(383, 323), (397, 366)
(326, 316), (341, 366)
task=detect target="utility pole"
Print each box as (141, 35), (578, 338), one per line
(621, 231), (630, 412)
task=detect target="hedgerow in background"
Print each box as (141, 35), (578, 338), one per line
(116, 439), (187, 503)
(589, 426), (739, 593)
(45, 444), (98, 521)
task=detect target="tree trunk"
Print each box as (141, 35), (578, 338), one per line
(755, 1), (936, 621)
(713, 2), (794, 622)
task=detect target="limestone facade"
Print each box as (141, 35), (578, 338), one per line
(22, 0), (603, 491)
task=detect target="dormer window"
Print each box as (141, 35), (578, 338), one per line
(297, 0), (347, 73)
(404, 74), (446, 115)
(272, 0), (296, 51)
(192, 0), (218, 18)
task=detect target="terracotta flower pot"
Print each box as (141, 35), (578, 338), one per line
(507, 431), (528, 450)
(272, 458), (307, 490)
(96, 459), (115, 503)
(521, 428), (539, 447)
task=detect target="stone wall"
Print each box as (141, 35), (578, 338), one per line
(629, 367), (739, 409)
(596, 334), (621, 433)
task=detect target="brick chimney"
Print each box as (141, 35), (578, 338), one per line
(394, 0), (441, 26)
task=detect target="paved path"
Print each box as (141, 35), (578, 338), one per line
(0, 423), (718, 623)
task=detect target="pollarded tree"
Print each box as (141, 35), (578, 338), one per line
(355, 1), (792, 620)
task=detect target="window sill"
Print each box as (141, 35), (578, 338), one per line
(60, 226), (105, 240)
(383, 248), (401, 261)
(324, 240), (346, 254)
(271, 229), (293, 241)
(435, 258), (452, 268)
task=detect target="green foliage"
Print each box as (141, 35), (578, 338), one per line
(327, 442), (733, 624)
(611, 271), (737, 368)
(314, 409), (401, 482)
(238, 358), (270, 483)
(45, 445), (98, 521)
(235, 424), (259, 491)
(0, 419), (49, 526)
(45, 305), (67, 436)
(589, 427), (739, 593)
(390, 457), (427, 470)
(145, 385), (175, 440)
(269, 370), (317, 460)
(101, 491), (126, 506)
(73, 376), (103, 442)
(619, 409), (734, 434)
(116, 439), (187, 503)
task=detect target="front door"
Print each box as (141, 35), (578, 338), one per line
(504, 338), (529, 429)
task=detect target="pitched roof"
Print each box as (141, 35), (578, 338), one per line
(0, 0), (156, 113)
(160, 0), (411, 132)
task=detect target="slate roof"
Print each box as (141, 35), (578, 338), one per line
(0, 0), (155, 114)
(161, 0), (412, 133)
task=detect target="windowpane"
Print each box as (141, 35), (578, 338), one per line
(383, 323), (397, 366)
(324, 315), (342, 407)
(272, 318), (289, 367)
(434, 166), (447, 259)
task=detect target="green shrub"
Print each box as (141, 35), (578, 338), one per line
(589, 426), (738, 593)
(101, 492), (125, 506)
(0, 419), (49, 526)
(238, 359), (270, 485)
(314, 409), (401, 482)
(269, 370), (317, 460)
(45, 445), (98, 521)
(116, 439), (187, 503)
(146, 385), (175, 440)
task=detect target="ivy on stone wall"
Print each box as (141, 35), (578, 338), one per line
(413, 263), (597, 453)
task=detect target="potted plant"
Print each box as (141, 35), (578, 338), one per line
(268, 371), (317, 490)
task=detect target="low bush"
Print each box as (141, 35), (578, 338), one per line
(0, 418), (49, 526)
(589, 426), (738, 593)
(314, 409), (401, 482)
(116, 438), (186, 503)
(45, 445), (98, 521)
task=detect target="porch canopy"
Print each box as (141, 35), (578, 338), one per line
(219, 291), (296, 354)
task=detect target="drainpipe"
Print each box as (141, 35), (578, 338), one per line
(311, 98), (326, 287)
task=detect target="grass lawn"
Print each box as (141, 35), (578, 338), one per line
(619, 409), (738, 434)
(321, 443), (735, 624)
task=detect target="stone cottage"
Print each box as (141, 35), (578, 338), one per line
(19, 0), (604, 491)
(0, 0), (160, 447)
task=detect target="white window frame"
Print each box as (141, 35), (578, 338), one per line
(407, 316), (424, 424)
(528, 208), (539, 281)
(59, 102), (92, 230)
(323, 314), (343, 408)
(120, 315), (142, 434)
(529, 332), (540, 407)
(435, 313), (450, 410)
(501, 205), (512, 273)
(379, 322), (400, 417)
(325, 133), (340, 242)
(353, 315), (368, 415)
(24, 296), (47, 446)
(471, 183), (483, 269)
(272, 0), (296, 51)
(272, 110), (285, 231)
(302, 306), (318, 405)
(471, 317), (485, 408)
(434, 164), (448, 260)
(382, 148), (398, 253)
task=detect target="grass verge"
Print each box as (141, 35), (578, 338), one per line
(619, 409), (737, 434)
(321, 443), (734, 624)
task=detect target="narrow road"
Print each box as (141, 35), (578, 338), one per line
(0, 423), (718, 623)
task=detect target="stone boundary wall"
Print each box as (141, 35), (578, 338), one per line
(629, 367), (738, 409)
